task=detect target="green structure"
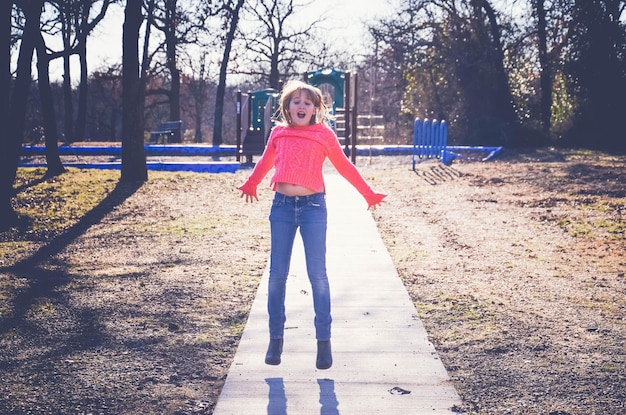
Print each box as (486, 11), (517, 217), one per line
(306, 68), (346, 113)
(248, 88), (279, 131)
(306, 68), (357, 162)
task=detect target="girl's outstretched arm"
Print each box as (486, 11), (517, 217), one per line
(237, 129), (278, 202)
(326, 134), (386, 209)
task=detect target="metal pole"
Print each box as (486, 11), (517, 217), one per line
(351, 72), (358, 164)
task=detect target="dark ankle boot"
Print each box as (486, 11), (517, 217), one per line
(265, 338), (283, 365)
(316, 340), (332, 370)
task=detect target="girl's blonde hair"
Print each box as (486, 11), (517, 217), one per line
(277, 80), (332, 126)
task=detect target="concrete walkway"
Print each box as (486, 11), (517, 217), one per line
(213, 175), (462, 414)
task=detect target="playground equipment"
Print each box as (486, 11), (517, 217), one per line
(412, 118), (452, 168)
(411, 117), (504, 169)
(306, 68), (358, 163)
(236, 88), (279, 164)
(236, 68), (388, 165)
(307, 68), (385, 150)
(236, 68), (364, 165)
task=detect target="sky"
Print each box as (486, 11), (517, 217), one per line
(65, 0), (394, 82)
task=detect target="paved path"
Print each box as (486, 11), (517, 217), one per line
(213, 175), (462, 414)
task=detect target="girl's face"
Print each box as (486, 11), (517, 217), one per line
(288, 90), (316, 127)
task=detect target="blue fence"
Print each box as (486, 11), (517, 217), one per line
(412, 118), (452, 169)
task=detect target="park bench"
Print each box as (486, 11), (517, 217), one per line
(150, 120), (182, 143)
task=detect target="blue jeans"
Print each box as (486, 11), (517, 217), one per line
(268, 192), (331, 341)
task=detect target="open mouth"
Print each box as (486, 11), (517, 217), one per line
(297, 111), (306, 119)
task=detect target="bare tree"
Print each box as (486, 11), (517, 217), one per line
(213, 0), (244, 146)
(59, 0), (77, 142)
(0, 0), (16, 229)
(73, 0), (115, 141)
(535, 0), (551, 133)
(480, 0), (518, 131)
(147, 0), (202, 142)
(121, 0), (147, 181)
(162, 0), (181, 141)
(35, 28), (65, 176)
(17, 0), (115, 146)
(141, 0), (155, 88)
(2, 0), (44, 229)
(239, 0), (324, 88)
(182, 52), (211, 143)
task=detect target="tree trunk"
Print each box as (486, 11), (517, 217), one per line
(536, 0), (551, 133)
(194, 57), (206, 144)
(194, 98), (203, 143)
(139, 0), (153, 132)
(269, 51), (280, 90)
(165, 0), (181, 142)
(481, 0), (518, 129)
(0, 0), (16, 229)
(62, 15), (74, 143)
(121, 0), (147, 182)
(213, 0), (245, 146)
(140, 0), (154, 85)
(36, 32), (66, 177)
(169, 69), (181, 142)
(74, 40), (88, 141)
(2, 0), (43, 229)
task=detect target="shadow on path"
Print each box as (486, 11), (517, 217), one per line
(265, 378), (339, 415)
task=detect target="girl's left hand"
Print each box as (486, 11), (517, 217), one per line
(366, 193), (387, 210)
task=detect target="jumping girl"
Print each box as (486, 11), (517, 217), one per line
(238, 80), (386, 370)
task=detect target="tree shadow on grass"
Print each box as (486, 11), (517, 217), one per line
(11, 173), (50, 196)
(0, 180), (150, 412)
(0, 180), (143, 333)
(566, 163), (626, 198)
(11, 180), (143, 270)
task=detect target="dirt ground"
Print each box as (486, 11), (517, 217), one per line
(1, 147), (624, 414)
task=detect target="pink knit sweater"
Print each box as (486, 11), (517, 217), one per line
(238, 123), (386, 208)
